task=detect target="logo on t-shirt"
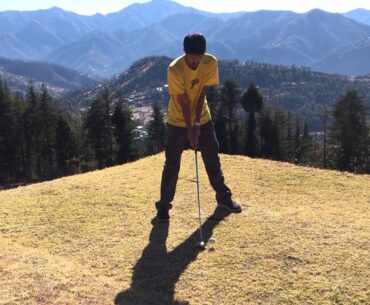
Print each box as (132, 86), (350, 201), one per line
(191, 79), (199, 89)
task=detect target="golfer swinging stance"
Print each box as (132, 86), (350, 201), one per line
(155, 33), (242, 221)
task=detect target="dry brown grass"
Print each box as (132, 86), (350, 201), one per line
(0, 151), (369, 305)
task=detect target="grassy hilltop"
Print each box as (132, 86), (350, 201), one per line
(0, 151), (369, 305)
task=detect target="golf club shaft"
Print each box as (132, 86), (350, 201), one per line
(195, 150), (204, 243)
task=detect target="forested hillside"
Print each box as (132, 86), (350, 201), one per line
(0, 57), (99, 96)
(70, 56), (370, 131)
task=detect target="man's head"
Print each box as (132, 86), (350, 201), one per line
(183, 33), (206, 70)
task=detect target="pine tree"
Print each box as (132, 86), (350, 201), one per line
(321, 105), (329, 169)
(273, 107), (288, 161)
(214, 103), (228, 153)
(38, 84), (57, 179)
(293, 116), (301, 163)
(206, 86), (220, 120)
(260, 110), (279, 159)
(112, 99), (135, 164)
(85, 93), (113, 169)
(221, 78), (240, 154)
(329, 90), (370, 173)
(299, 122), (314, 165)
(146, 103), (166, 155)
(10, 93), (26, 181)
(102, 90), (114, 166)
(23, 82), (41, 180)
(55, 115), (78, 176)
(0, 80), (14, 182)
(241, 83), (264, 157)
(285, 112), (295, 162)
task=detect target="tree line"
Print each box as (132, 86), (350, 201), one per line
(0, 80), (167, 186)
(208, 79), (370, 173)
(0, 77), (369, 186)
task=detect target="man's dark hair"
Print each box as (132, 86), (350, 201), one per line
(183, 33), (206, 54)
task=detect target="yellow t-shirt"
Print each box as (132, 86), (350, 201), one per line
(166, 53), (219, 127)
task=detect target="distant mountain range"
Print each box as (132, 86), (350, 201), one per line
(345, 8), (370, 25)
(1, 0), (370, 77)
(0, 57), (99, 96)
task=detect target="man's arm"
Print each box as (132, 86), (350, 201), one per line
(178, 94), (192, 132)
(195, 86), (208, 123)
(178, 86), (207, 128)
(178, 93), (198, 149)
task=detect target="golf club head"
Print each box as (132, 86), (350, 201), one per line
(208, 238), (216, 244)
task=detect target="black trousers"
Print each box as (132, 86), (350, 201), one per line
(157, 121), (232, 209)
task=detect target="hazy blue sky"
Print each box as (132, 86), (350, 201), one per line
(0, 0), (369, 15)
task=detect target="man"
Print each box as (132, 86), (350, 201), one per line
(155, 33), (241, 222)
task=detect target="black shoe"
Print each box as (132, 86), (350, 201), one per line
(155, 202), (172, 222)
(217, 200), (242, 213)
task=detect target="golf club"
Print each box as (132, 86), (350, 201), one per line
(195, 149), (205, 250)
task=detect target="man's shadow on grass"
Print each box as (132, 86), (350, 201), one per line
(114, 207), (232, 305)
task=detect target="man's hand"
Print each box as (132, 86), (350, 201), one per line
(188, 125), (200, 150)
(193, 124), (201, 137)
